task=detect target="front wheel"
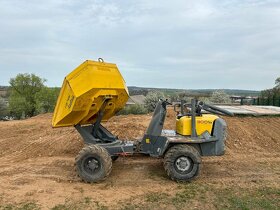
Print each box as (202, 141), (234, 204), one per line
(164, 144), (201, 182)
(75, 145), (112, 183)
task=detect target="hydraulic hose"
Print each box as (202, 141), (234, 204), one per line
(204, 103), (234, 116)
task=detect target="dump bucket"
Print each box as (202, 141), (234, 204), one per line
(52, 59), (129, 127)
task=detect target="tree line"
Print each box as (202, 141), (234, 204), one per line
(119, 90), (232, 115)
(4, 73), (270, 119)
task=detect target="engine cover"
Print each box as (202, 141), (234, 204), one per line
(176, 114), (218, 136)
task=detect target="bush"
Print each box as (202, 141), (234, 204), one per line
(198, 97), (210, 103)
(209, 90), (231, 104)
(118, 104), (148, 115)
(144, 91), (165, 112)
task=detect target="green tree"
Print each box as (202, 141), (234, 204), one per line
(144, 91), (165, 112)
(35, 87), (60, 113)
(209, 90), (231, 104)
(9, 73), (46, 118)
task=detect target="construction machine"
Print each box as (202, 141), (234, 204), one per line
(52, 59), (233, 182)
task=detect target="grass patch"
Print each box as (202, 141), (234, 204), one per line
(116, 184), (280, 210)
(214, 187), (280, 210)
(145, 192), (169, 202)
(0, 202), (40, 210)
(51, 197), (108, 210)
(120, 203), (141, 210)
(171, 183), (209, 208)
(228, 196), (274, 210)
(173, 183), (199, 201)
(1, 185), (279, 210)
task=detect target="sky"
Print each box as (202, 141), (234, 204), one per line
(0, 0), (279, 90)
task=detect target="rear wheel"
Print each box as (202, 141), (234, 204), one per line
(75, 145), (112, 183)
(164, 144), (201, 182)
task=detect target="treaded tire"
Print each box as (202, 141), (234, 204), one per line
(75, 145), (112, 183)
(164, 144), (201, 182)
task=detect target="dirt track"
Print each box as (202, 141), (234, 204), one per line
(0, 110), (279, 209)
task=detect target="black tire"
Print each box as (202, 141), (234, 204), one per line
(164, 144), (201, 182)
(75, 145), (112, 183)
(111, 155), (119, 161)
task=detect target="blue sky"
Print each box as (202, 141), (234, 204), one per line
(0, 0), (279, 90)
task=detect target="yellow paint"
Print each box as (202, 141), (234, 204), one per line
(52, 60), (129, 127)
(145, 138), (150, 144)
(176, 114), (218, 136)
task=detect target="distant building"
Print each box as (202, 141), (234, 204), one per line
(126, 95), (146, 106)
(0, 89), (7, 97)
(230, 95), (258, 104)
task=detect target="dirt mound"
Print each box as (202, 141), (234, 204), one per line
(1, 110), (279, 161)
(0, 114), (82, 161)
(225, 116), (280, 154)
(0, 111), (177, 162)
(0, 110), (279, 209)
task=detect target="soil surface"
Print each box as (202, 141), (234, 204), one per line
(0, 109), (279, 209)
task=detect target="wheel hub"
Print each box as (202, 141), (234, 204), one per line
(175, 156), (191, 172)
(87, 159), (99, 171)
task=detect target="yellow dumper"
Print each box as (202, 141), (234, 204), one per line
(53, 59), (233, 183)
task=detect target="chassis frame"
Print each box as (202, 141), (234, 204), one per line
(75, 99), (227, 158)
